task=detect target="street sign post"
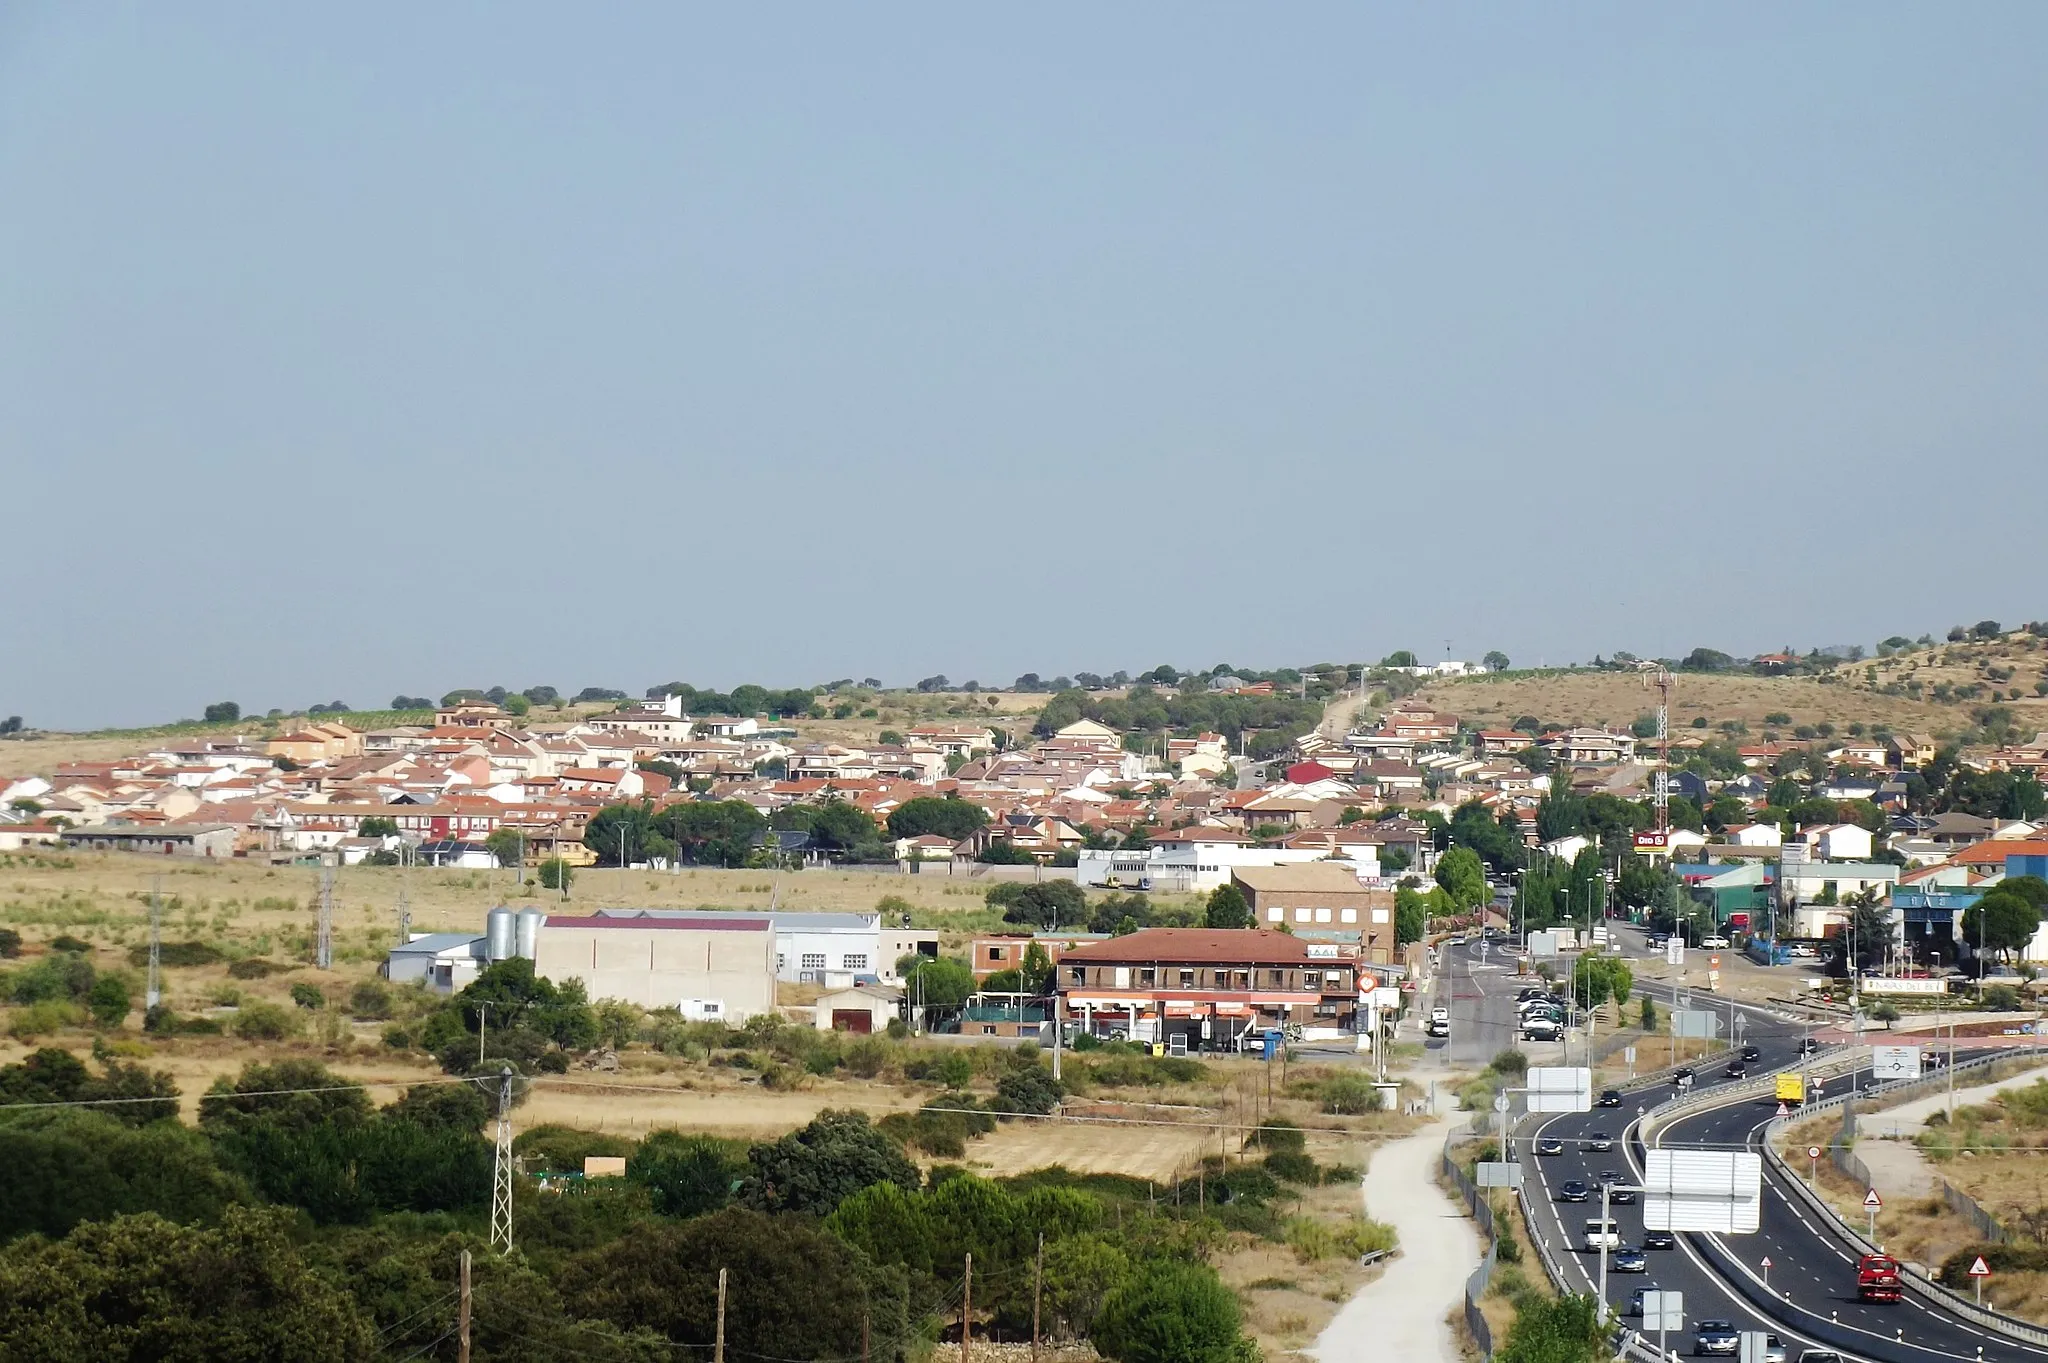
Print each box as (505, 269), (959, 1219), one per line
(1807, 1145), (1822, 1187)
(1872, 1045), (1923, 1083)
(1666, 939), (1684, 967)
(1739, 1332), (1775, 1363)
(1969, 1254), (1991, 1307)
(1864, 1187), (1883, 1241)
(1761, 1255), (1772, 1291)
(1641, 1289), (1682, 1359)
(1476, 1161), (1524, 1189)
(1625, 1045), (1637, 1078)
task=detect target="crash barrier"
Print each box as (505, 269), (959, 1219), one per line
(1750, 1051), (2048, 1349)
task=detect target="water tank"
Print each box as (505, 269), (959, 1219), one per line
(485, 907), (516, 962)
(515, 908), (544, 960)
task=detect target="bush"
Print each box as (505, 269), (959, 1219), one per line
(1488, 1049), (1528, 1078)
(86, 975), (131, 1029)
(994, 1066), (1063, 1115)
(1320, 1072), (1381, 1115)
(1093, 1260), (1252, 1363)
(289, 982), (326, 1010)
(8, 1000), (83, 1039)
(0, 928), (19, 958)
(48, 935), (91, 954)
(1248, 1119), (1307, 1154)
(126, 941), (222, 969)
(227, 959), (291, 980)
(347, 981), (393, 1019)
(1264, 1150), (1320, 1185)
(1985, 984), (2023, 1011)
(232, 1002), (301, 1041)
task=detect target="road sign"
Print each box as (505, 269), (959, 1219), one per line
(1872, 1045), (1923, 1082)
(1666, 939), (1684, 967)
(1710, 954), (1721, 969)
(1807, 1146), (1823, 1160)
(1527, 1066), (1594, 1113)
(1864, 1188), (1883, 1210)
(1740, 1332), (1775, 1363)
(1969, 1255), (1991, 1277)
(1775, 1101), (1790, 1117)
(1761, 1256), (1773, 1269)
(1476, 1160), (1524, 1189)
(1624, 1046), (1637, 1065)
(1493, 1095), (1510, 1114)
(1643, 1149), (1764, 1234)
(1672, 1008), (1721, 1039)
(1640, 1289), (1682, 1333)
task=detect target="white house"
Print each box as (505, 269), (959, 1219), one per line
(1077, 839), (1367, 894)
(1806, 823), (1874, 862)
(1728, 823), (1783, 848)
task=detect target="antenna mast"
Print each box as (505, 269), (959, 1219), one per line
(316, 860), (335, 969)
(1640, 663), (1672, 833)
(146, 875), (163, 1009)
(489, 1065), (515, 1253)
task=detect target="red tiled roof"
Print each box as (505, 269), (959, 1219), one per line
(1061, 928), (1320, 965)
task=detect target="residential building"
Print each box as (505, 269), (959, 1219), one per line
(64, 823), (237, 858)
(1056, 927), (1362, 1049)
(815, 985), (902, 1034)
(1231, 863), (1395, 962)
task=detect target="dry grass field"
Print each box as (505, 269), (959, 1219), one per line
(1417, 633), (2048, 742)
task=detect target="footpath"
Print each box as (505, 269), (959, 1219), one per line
(1309, 1116), (1480, 1363)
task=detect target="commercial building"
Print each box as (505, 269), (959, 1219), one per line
(1077, 834), (1342, 894)
(64, 823), (238, 858)
(1231, 863), (1396, 963)
(533, 913), (775, 1019)
(562, 908), (936, 989)
(1056, 927), (1362, 1050)
(385, 932), (492, 994)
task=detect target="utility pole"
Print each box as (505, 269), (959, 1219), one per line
(458, 1249), (472, 1363)
(714, 1267), (727, 1363)
(146, 875), (163, 1010)
(1032, 1233), (1044, 1363)
(489, 1065), (514, 1254)
(961, 1253), (973, 1363)
(315, 860), (335, 970)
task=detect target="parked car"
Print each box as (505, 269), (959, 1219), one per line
(1425, 1018), (1450, 1037)
(1787, 943), (1818, 958)
(1522, 1019), (1563, 1042)
(1700, 935), (1730, 949)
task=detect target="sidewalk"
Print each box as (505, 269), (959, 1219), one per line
(1308, 1118), (1480, 1363)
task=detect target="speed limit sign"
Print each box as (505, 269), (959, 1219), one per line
(1807, 1146), (1822, 1159)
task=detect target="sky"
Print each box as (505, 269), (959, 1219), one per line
(3, 5), (2045, 729)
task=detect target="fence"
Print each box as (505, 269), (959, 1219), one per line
(1443, 1130), (1503, 1359)
(1939, 1177), (2013, 1245)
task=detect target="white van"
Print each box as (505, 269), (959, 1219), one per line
(1583, 1218), (1621, 1252)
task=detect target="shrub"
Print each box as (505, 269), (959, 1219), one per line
(232, 1002), (300, 1041)
(0, 928), (19, 957)
(48, 934), (92, 954)
(289, 982), (326, 1010)
(1488, 1049), (1528, 1078)
(87, 975), (131, 1029)
(994, 1066), (1063, 1115)
(1093, 1260), (1251, 1363)
(126, 941), (222, 969)
(1985, 985), (2023, 1011)
(1248, 1119), (1307, 1154)
(8, 999), (84, 1039)
(347, 982), (392, 1019)
(227, 959), (291, 980)
(1320, 1072), (1381, 1115)
(1265, 1150), (1320, 1184)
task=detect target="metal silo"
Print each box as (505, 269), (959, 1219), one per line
(485, 907), (516, 962)
(515, 908), (544, 960)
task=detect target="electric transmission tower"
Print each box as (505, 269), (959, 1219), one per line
(1640, 662), (1673, 832)
(315, 861), (335, 970)
(145, 876), (163, 1009)
(396, 843), (413, 947)
(490, 1065), (515, 1254)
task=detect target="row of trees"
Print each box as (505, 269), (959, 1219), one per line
(1032, 684), (1323, 756)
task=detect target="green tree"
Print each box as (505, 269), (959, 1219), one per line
(1205, 883), (1251, 929)
(539, 857), (574, 892)
(655, 800), (768, 867)
(900, 958), (976, 1010)
(0, 1111), (241, 1242)
(197, 1059), (371, 1139)
(629, 1130), (743, 1218)
(742, 1110), (919, 1217)
(1093, 1260), (1251, 1363)
(1483, 651), (1511, 672)
(585, 802), (674, 868)
(357, 815), (400, 838)
(202, 700), (241, 724)
(484, 827), (528, 867)
(1496, 1291), (1606, 1363)
(86, 974), (131, 1029)
(886, 796), (989, 841)
(1963, 888), (2043, 964)
(502, 692), (531, 716)
(1394, 887), (1428, 946)
(0, 1208), (375, 1360)
(987, 880), (1086, 929)
(1434, 847), (1489, 911)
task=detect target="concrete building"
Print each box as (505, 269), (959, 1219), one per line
(385, 932), (491, 993)
(569, 908), (912, 988)
(814, 985), (902, 1033)
(1232, 863), (1396, 963)
(1057, 927), (1362, 1049)
(533, 913), (775, 1019)
(64, 823), (238, 858)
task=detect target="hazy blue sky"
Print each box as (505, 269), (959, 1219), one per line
(4, 6), (2044, 728)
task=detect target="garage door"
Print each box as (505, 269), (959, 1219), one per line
(831, 1009), (872, 1034)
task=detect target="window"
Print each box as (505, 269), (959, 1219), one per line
(801, 953), (827, 970)
(1324, 970), (1344, 985)
(989, 946), (1007, 961)
(777, 954), (787, 970)
(1294, 908), (1311, 923)
(1267, 969), (1287, 988)
(1069, 966), (1086, 985)
(1138, 968), (1157, 987)
(842, 954), (868, 971)
(1235, 970), (1252, 990)
(1267, 907), (1284, 922)
(1179, 969), (1196, 987)
(1314, 907), (1332, 923)
(1339, 908), (1358, 924)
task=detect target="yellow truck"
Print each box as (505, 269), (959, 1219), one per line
(1775, 1072), (1806, 1105)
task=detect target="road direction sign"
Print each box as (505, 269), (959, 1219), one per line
(1864, 1188), (1883, 1210)
(1872, 1045), (1923, 1082)
(1672, 1009), (1721, 1039)
(1666, 939), (1684, 967)
(1640, 1289), (1682, 1333)
(1969, 1255), (1991, 1278)
(1476, 1160), (1524, 1189)
(1527, 1066), (1593, 1114)
(1644, 1149), (1763, 1234)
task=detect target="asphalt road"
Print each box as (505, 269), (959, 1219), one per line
(1481, 922), (2048, 1362)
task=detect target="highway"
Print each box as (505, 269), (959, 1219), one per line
(1436, 925), (2047, 1361)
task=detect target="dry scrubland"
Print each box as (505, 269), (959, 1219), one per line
(1417, 635), (2048, 738)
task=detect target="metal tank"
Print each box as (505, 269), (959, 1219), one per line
(515, 908), (544, 960)
(485, 907), (516, 962)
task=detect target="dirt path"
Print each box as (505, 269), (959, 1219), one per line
(1852, 1064), (2048, 1203)
(1308, 1118), (1479, 1363)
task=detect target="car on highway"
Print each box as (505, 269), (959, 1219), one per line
(1643, 1230), (1676, 1250)
(1795, 1352), (1845, 1363)
(1611, 1245), (1648, 1273)
(1797, 1037), (1820, 1056)
(1724, 1062), (1748, 1079)
(1628, 1287), (1650, 1316)
(1691, 1320), (1740, 1356)
(1757, 1338), (1787, 1363)
(1536, 1137), (1565, 1156)
(1556, 1180), (1590, 1202)
(1582, 1132), (1614, 1152)
(1597, 1171), (1637, 1203)
(1597, 1088), (1623, 1107)
(1671, 1068), (1694, 1086)
(1740, 1045), (1762, 1062)
(1581, 1217), (1621, 1251)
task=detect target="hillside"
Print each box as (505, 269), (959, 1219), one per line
(1414, 633), (2048, 745)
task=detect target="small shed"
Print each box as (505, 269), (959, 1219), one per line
(815, 984), (902, 1034)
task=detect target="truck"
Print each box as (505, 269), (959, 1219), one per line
(1856, 1253), (1903, 1302)
(1775, 1072), (1806, 1105)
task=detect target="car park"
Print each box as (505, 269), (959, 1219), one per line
(1598, 1089), (1623, 1107)
(1536, 1137), (1565, 1156)
(1582, 1132), (1613, 1152)
(1611, 1245), (1648, 1273)
(1692, 1320), (1740, 1356)
(1557, 1180), (1590, 1202)
(1643, 1230), (1676, 1250)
